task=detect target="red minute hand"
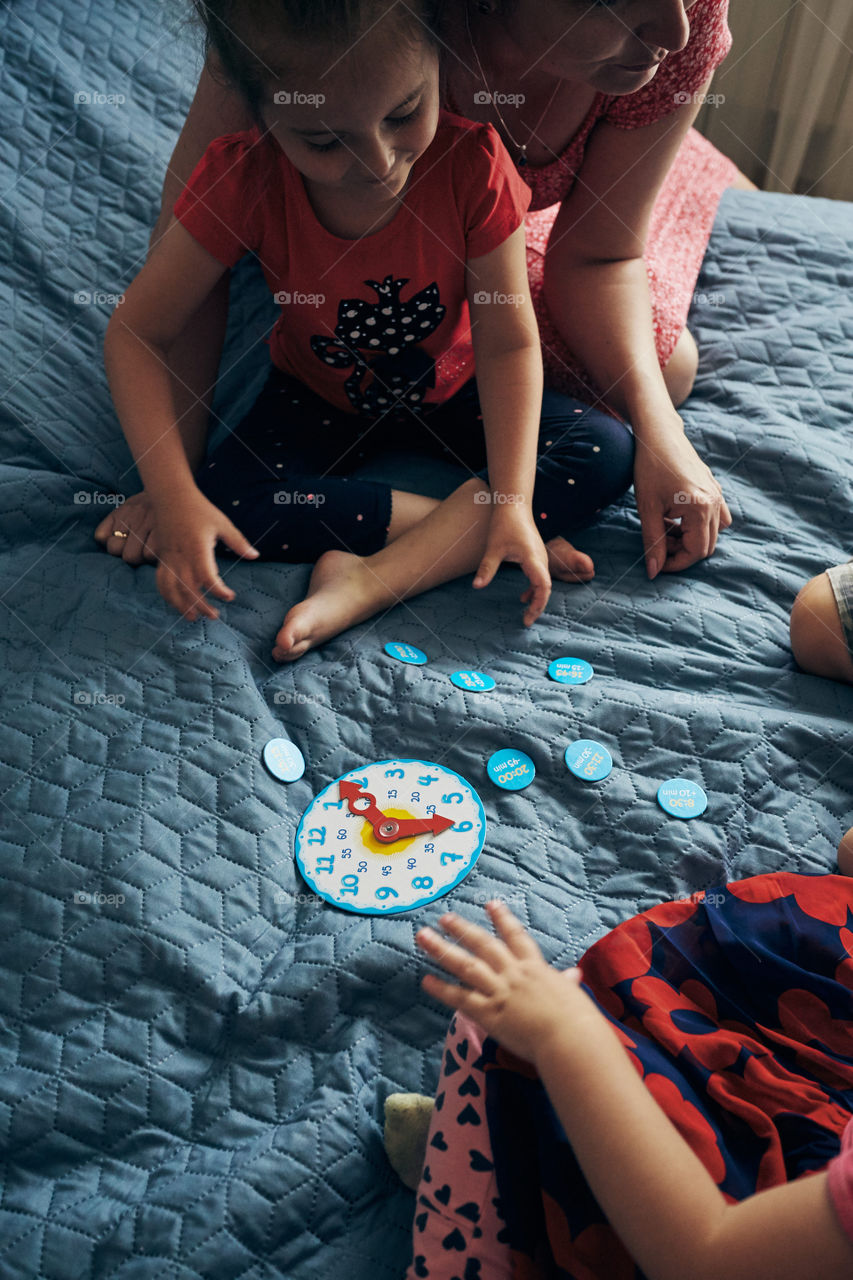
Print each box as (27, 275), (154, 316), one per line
(339, 780), (388, 829)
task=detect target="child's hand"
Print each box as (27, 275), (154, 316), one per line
(152, 488), (259, 620)
(473, 507), (551, 626)
(417, 902), (590, 1068)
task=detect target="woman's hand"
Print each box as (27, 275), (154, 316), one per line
(633, 420), (732, 578)
(473, 504), (551, 626)
(151, 488), (259, 620)
(94, 491), (160, 565)
(417, 902), (593, 1069)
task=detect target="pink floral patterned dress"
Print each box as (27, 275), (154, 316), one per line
(451, 0), (738, 400)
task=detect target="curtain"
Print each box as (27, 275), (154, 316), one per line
(695, 0), (853, 200)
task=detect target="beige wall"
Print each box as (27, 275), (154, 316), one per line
(695, 0), (853, 200)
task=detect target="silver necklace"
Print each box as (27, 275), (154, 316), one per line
(463, 5), (563, 168)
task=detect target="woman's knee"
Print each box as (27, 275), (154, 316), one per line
(663, 329), (699, 409)
(790, 573), (853, 682)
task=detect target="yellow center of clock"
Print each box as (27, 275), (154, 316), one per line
(360, 808), (419, 855)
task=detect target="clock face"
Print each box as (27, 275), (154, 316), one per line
(294, 759), (486, 915)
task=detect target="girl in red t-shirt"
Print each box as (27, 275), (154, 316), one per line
(103, 0), (636, 660)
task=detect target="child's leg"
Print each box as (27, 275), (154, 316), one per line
(273, 388), (636, 661)
(198, 369), (439, 560)
(273, 476), (493, 660)
(412, 380), (633, 583)
(790, 565), (853, 683)
(528, 390), (635, 579)
(405, 1013), (511, 1280)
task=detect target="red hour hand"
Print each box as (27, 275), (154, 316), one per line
(372, 813), (455, 843)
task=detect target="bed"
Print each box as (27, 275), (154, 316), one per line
(2, 1), (852, 1276)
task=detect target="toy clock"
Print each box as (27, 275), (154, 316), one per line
(294, 759), (486, 915)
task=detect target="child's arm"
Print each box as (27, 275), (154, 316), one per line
(466, 226), (550, 627)
(95, 56), (252, 564)
(417, 904), (853, 1280)
(103, 220), (258, 619)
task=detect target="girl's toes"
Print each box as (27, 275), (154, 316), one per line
(273, 613), (310, 662)
(546, 537), (595, 582)
(274, 639), (311, 663)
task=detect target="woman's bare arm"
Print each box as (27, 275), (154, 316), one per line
(151, 54), (254, 245)
(543, 79), (732, 579)
(544, 91), (705, 423)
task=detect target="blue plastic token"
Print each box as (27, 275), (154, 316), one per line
(548, 656), (594, 685)
(450, 670), (496, 692)
(263, 738), (306, 782)
(657, 778), (707, 819)
(564, 739), (612, 782)
(384, 642), (427, 665)
(487, 749), (535, 791)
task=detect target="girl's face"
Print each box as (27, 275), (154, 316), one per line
(496, 0), (700, 94)
(260, 19), (440, 205)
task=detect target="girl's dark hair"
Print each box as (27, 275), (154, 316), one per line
(192, 0), (442, 125)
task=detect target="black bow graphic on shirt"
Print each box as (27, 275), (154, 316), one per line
(311, 275), (446, 416)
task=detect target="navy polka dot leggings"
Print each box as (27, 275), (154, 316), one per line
(197, 367), (635, 562)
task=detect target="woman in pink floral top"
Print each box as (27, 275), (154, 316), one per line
(99, 0), (751, 585)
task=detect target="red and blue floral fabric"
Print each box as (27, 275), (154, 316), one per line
(409, 874), (853, 1279)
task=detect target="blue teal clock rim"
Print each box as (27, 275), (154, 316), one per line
(293, 758), (487, 916)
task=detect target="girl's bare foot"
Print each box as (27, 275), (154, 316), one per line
(272, 478), (556, 660)
(273, 549), (389, 661)
(546, 536), (594, 582)
(838, 826), (853, 878)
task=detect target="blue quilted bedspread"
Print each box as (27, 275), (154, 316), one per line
(2, 2), (853, 1277)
